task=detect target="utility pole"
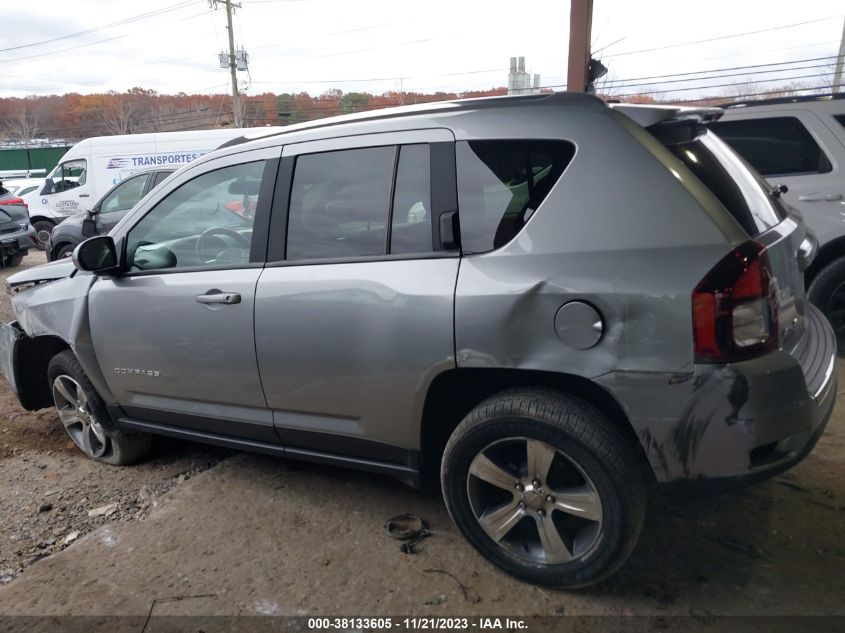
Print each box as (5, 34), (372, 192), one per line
(834, 16), (845, 94)
(566, 0), (593, 92)
(210, 0), (243, 127)
(225, 0), (242, 127)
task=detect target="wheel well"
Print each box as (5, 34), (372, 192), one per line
(50, 240), (75, 259)
(28, 216), (56, 227)
(419, 368), (651, 487)
(14, 335), (69, 410)
(805, 236), (845, 287)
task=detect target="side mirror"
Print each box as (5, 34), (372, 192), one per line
(81, 217), (97, 238)
(72, 236), (120, 274)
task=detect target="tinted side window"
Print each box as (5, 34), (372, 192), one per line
(834, 114), (845, 130)
(287, 147), (394, 261)
(456, 140), (575, 254)
(100, 174), (149, 214)
(126, 161), (265, 272)
(152, 170), (173, 188)
(390, 144), (432, 254)
(709, 116), (832, 176)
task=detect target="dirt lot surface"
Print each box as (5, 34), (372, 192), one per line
(0, 250), (843, 623)
(0, 251), (228, 586)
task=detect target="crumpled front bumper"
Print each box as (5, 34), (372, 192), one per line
(0, 321), (24, 396)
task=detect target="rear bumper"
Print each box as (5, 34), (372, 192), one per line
(596, 303), (836, 485)
(0, 226), (36, 254)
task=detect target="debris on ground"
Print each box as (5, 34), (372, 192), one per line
(384, 513), (432, 554)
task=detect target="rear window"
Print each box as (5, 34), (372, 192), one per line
(456, 140), (575, 254)
(709, 116), (832, 176)
(663, 130), (784, 236)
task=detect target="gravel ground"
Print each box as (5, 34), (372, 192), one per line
(0, 250), (229, 585)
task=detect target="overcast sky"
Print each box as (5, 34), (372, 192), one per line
(1, 0), (842, 100)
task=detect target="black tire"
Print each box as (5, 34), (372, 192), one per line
(808, 256), (845, 341)
(441, 388), (646, 588)
(47, 350), (151, 465)
(53, 243), (76, 260)
(32, 220), (54, 251)
(2, 252), (25, 267)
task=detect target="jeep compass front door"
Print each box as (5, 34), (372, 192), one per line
(88, 153), (278, 442)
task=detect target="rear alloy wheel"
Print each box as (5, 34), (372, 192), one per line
(32, 220), (54, 251)
(48, 350), (151, 465)
(467, 437), (603, 565)
(441, 389), (646, 588)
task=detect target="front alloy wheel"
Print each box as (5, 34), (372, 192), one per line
(47, 349), (151, 465)
(52, 374), (110, 459)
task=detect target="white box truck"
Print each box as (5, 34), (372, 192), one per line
(27, 127), (281, 248)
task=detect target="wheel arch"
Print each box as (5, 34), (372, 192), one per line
(28, 215), (57, 227)
(805, 235), (845, 287)
(419, 367), (652, 486)
(14, 334), (70, 410)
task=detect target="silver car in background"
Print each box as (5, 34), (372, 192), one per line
(0, 93), (836, 587)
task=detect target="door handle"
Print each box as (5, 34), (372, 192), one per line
(78, 193), (90, 198)
(196, 290), (241, 305)
(797, 193), (843, 202)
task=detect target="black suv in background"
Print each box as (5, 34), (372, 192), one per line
(46, 168), (174, 261)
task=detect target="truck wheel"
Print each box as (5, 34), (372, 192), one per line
(2, 252), (25, 267)
(47, 350), (151, 465)
(441, 388), (646, 588)
(807, 256), (845, 342)
(32, 220), (54, 251)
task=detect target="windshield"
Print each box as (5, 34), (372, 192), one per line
(664, 130), (784, 236)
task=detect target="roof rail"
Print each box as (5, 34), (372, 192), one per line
(220, 92), (602, 147)
(721, 92), (845, 109)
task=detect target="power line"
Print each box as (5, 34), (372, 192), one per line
(605, 54), (842, 83)
(0, 8), (213, 64)
(613, 73), (834, 98)
(0, 1), (200, 53)
(605, 14), (844, 58)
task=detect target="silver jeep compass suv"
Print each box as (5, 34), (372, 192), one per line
(0, 93), (835, 587)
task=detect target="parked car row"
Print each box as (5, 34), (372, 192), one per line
(0, 93), (835, 588)
(0, 181), (37, 266)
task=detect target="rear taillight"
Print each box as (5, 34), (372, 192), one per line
(3, 198), (27, 210)
(692, 241), (778, 363)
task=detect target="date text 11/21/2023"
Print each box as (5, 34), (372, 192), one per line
(307, 617), (528, 630)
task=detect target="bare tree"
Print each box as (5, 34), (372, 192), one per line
(2, 101), (39, 145)
(98, 100), (134, 135)
(720, 80), (762, 101)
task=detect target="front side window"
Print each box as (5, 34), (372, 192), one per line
(126, 161), (265, 272)
(286, 147), (394, 261)
(44, 159), (87, 194)
(709, 116), (832, 176)
(456, 140), (575, 254)
(100, 174), (150, 214)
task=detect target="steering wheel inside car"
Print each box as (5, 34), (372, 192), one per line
(195, 226), (251, 264)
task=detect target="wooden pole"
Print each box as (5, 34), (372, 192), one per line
(566, 0), (594, 92)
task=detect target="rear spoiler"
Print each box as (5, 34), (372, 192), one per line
(609, 104), (723, 127)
